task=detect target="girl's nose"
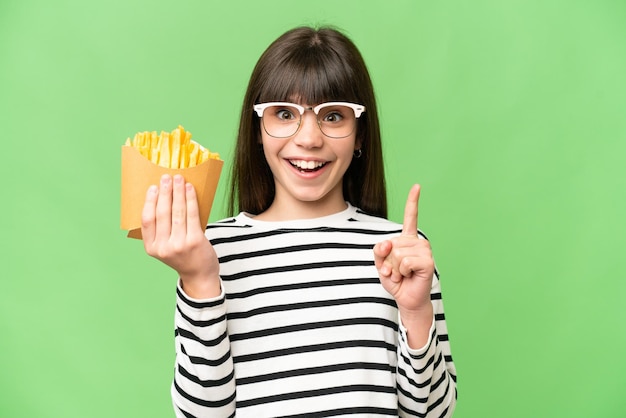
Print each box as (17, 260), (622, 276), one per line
(292, 111), (324, 148)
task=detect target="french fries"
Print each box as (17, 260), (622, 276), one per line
(124, 125), (220, 168)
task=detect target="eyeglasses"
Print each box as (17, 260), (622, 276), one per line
(253, 102), (365, 139)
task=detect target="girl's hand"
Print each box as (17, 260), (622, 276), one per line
(374, 185), (434, 331)
(141, 174), (221, 299)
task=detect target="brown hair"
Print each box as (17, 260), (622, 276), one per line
(228, 26), (387, 218)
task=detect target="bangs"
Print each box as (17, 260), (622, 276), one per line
(257, 47), (360, 105)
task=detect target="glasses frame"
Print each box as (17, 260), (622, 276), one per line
(253, 101), (366, 139)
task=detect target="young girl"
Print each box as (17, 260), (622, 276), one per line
(141, 26), (457, 417)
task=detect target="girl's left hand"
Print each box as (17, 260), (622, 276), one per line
(373, 184), (434, 319)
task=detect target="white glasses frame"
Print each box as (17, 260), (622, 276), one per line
(253, 101), (366, 138)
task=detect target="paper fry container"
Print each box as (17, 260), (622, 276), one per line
(120, 146), (223, 239)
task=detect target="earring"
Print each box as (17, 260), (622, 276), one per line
(353, 149), (362, 159)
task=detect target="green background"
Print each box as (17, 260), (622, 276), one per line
(2, 0), (625, 417)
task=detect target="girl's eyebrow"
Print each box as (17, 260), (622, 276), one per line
(288, 94), (305, 104)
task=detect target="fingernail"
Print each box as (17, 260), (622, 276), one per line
(161, 175), (171, 185)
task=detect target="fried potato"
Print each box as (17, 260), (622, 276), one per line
(124, 125), (220, 168)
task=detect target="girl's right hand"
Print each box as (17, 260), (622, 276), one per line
(141, 174), (221, 299)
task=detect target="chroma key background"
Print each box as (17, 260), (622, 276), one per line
(1, 0), (625, 417)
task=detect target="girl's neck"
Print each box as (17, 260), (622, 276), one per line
(254, 193), (348, 222)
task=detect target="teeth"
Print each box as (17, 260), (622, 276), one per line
(290, 160), (325, 170)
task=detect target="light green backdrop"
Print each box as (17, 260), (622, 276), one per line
(2, 0), (625, 417)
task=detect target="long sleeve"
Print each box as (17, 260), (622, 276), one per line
(169, 209), (458, 416)
(172, 281), (236, 418)
(396, 273), (458, 417)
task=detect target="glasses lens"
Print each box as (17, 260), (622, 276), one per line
(316, 104), (358, 138)
(258, 103), (361, 138)
(261, 105), (301, 138)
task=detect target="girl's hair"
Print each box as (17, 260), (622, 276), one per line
(228, 26), (387, 218)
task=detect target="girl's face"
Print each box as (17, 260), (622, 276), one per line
(259, 103), (360, 219)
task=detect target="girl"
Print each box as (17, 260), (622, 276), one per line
(141, 26), (457, 417)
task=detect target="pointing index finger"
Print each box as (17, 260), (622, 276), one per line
(402, 184), (421, 236)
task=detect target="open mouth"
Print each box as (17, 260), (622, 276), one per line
(289, 159), (328, 172)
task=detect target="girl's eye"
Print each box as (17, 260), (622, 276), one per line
(322, 111), (344, 123)
(276, 109), (296, 121)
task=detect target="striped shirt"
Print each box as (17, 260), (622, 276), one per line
(172, 204), (457, 417)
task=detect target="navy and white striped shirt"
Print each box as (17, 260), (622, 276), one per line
(172, 204), (457, 417)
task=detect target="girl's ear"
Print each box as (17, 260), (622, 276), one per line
(355, 136), (363, 152)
